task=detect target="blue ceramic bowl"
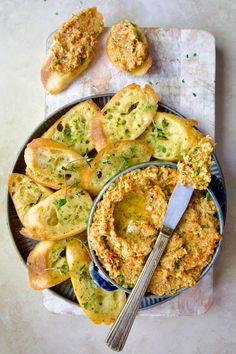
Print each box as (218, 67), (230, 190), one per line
(87, 161), (224, 298)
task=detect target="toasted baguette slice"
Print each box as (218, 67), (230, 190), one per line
(41, 8), (104, 94)
(82, 140), (152, 196)
(21, 186), (92, 241)
(66, 239), (126, 324)
(42, 100), (100, 155)
(140, 112), (204, 161)
(8, 173), (52, 225)
(24, 138), (87, 190)
(27, 238), (73, 290)
(91, 83), (158, 151)
(106, 21), (152, 76)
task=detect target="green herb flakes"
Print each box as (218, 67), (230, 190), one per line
(54, 198), (67, 209)
(157, 145), (167, 153)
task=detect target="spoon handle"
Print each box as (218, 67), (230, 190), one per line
(105, 226), (173, 352)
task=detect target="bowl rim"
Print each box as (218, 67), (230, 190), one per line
(87, 160), (224, 297)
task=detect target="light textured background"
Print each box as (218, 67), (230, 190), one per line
(0, 1), (236, 354)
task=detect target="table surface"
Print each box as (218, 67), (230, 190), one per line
(0, 1), (236, 354)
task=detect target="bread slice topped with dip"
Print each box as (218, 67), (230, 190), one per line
(106, 20), (152, 75)
(24, 138), (87, 190)
(42, 100), (101, 155)
(41, 7), (104, 94)
(91, 83), (158, 151)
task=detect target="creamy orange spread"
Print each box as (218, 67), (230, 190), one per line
(89, 166), (220, 296)
(108, 20), (149, 71)
(178, 135), (215, 190)
(50, 8), (104, 73)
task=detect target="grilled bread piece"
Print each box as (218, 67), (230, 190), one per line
(82, 140), (152, 196)
(106, 20), (152, 76)
(41, 7), (104, 94)
(21, 186), (92, 241)
(8, 173), (53, 225)
(91, 83), (158, 151)
(42, 100), (100, 155)
(27, 238), (73, 290)
(66, 239), (126, 324)
(140, 112), (203, 161)
(25, 138), (86, 190)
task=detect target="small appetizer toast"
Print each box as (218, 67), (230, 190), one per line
(27, 238), (72, 290)
(42, 100), (100, 155)
(25, 138), (86, 190)
(140, 112), (203, 161)
(91, 83), (158, 151)
(21, 186), (92, 241)
(8, 173), (52, 225)
(66, 239), (126, 324)
(106, 20), (152, 75)
(41, 7), (104, 94)
(82, 140), (152, 195)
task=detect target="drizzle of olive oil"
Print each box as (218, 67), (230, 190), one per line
(113, 191), (151, 240)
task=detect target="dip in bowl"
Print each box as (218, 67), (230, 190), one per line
(87, 161), (224, 296)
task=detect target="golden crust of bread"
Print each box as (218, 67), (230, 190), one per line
(81, 140), (153, 196)
(27, 239), (73, 290)
(105, 21), (152, 76)
(8, 173), (53, 225)
(21, 186), (92, 241)
(66, 239), (126, 324)
(42, 100), (100, 155)
(140, 112), (204, 161)
(24, 138), (86, 190)
(41, 7), (104, 94)
(91, 83), (158, 151)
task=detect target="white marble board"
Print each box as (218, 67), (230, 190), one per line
(44, 27), (216, 317)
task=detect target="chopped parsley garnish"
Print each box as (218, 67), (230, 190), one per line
(102, 157), (112, 165)
(175, 262), (180, 269)
(152, 123), (166, 139)
(54, 198), (67, 209)
(192, 92), (197, 97)
(83, 153), (92, 166)
(157, 145), (167, 153)
(130, 145), (137, 154)
(59, 263), (69, 275)
(186, 54), (189, 58)
(195, 167), (201, 176)
(117, 274), (125, 282)
(203, 224), (210, 229)
(64, 125), (72, 137)
(162, 118), (169, 128)
(193, 53), (197, 57)
(147, 80), (153, 86)
(123, 156), (130, 163)
(182, 79), (185, 83)
(146, 103), (154, 109)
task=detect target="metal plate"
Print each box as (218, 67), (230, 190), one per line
(7, 94), (227, 310)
